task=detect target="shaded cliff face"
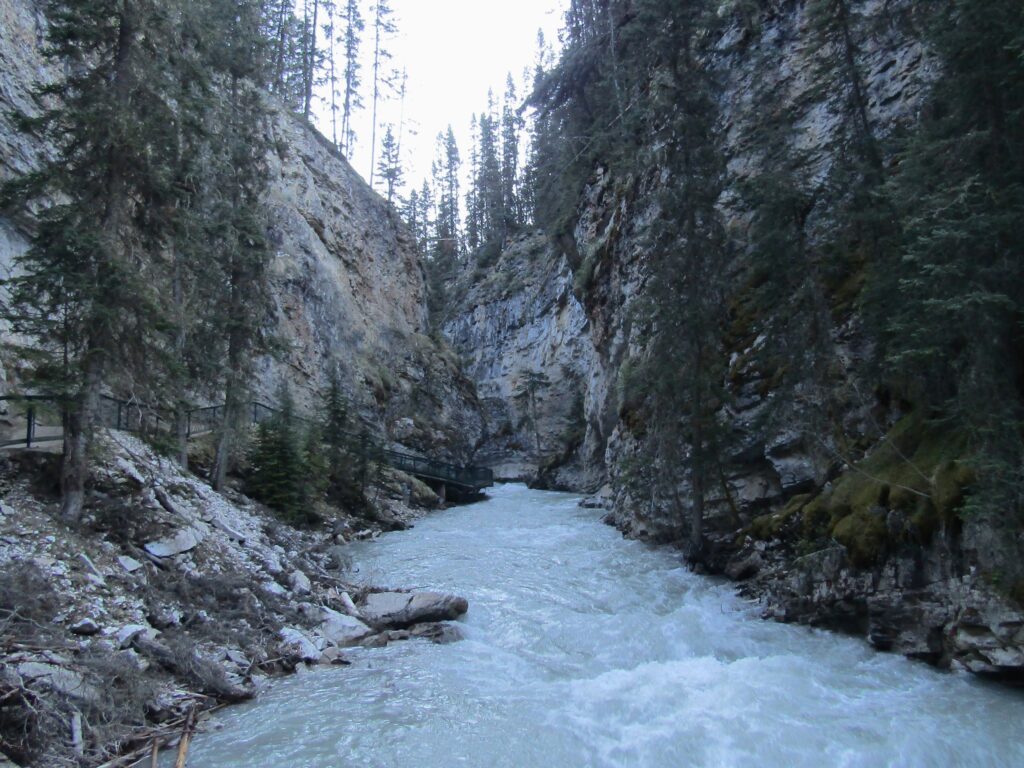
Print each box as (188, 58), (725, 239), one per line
(452, 0), (1024, 678)
(443, 232), (601, 489)
(0, 0), (482, 460)
(256, 117), (482, 460)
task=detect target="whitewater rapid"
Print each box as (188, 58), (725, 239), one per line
(184, 484), (1024, 767)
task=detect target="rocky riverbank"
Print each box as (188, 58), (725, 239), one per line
(0, 434), (470, 767)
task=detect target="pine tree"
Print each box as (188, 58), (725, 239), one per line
(464, 113), (481, 251)
(319, 368), (365, 509)
(301, 0), (322, 120)
(368, 0), (397, 187)
(417, 178), (435, 255)
(2, 0), (193, 520)
(877, 0), (1024, 516)
(513, 371), (551, 465)
(607, 0), (731, 558)
(400, 188), (423, 254)
(247, 384), (313, 524)
(323, 0), (340, 146)
(376, 124), (404, 204)
(476, 97), (504, 251)
(500, 74), (524, 232)
(340, 0), (364, 157)
(433, 127), (462, 258)
(207, 0), (277, 492)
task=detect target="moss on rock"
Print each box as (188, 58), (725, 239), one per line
(832, 509), (889, 567)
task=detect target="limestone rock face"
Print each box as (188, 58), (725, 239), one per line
(257, 116), (481, 458)
(444, 232), (603, 490)
(0, 0), (483, 459)
(442, 0), (1024, 681)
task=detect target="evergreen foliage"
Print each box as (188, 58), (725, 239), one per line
(377, 123), (404, 203)
(876, 0), (1024, 517)
(2, 0), (277, 517)
(246, 385), (318, 525)
(338, 0), (365, 155)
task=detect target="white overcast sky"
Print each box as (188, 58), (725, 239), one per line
(311, 0), (567, 198)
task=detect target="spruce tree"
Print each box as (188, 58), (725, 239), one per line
(500, 74), (524, 233)
(368, 0), (397, 187)
(340, 0), (364, 156)
(376, 124), (404, 204)
(878, 0), (1024, 516)
(2, 0), (189, 520)
(247, 384), (311, 524)
(207, 0), (276, 491)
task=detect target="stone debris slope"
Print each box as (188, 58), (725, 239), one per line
(0, 433), (468, 767)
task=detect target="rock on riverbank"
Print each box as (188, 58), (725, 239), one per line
(0, 433), (469, 767)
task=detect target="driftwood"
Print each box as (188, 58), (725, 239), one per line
(130, 636), (254, 703)
(174, 708), (195, 768)
(94, 704), (226, 768)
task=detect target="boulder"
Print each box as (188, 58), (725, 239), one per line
(70, 618), (101, 636)
(115, 624), (157, 649)
(725, 552), (764, 582)
(117, 555), (144, 573)
(289, 570), (312, 594)
(144, 527), (204, 558)
(16, 662), (98, 702)
(410, 622), (465, 644)
(320, 608), (373, 646)
(278, 628), (321, 663)
(359, 591), (469, 630)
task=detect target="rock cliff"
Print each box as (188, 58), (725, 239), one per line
(443, 232), (602, 488)
(0, 0), (483, 460)
(447, 0), (1024, 681)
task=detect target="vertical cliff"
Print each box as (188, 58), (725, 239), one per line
(447, 0), (1024, 680)
(0, 0), (483, 460)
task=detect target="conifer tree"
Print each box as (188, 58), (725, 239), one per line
(877, 0), (1024, 515)
(465, 113), (482, 251)
(323, 0), (340, 146)
(476, 98), (504, 250)
(376, 124), (404, 204)
(433, 127), (462, 258)
(207, 0), (277, 492)
(247, 384), (314, 524)
(2, 0), (189, 520)
(301, 0), (322, 120)
(368, 0), (397, 187)
(500, 74), (524, 232)
(340, 0), (364, 157)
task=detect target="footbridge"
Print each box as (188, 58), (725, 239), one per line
(0, 395), (493, 495)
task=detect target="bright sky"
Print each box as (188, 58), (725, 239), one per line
(312, 0), (567, 200)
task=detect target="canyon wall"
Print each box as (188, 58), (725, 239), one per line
(447, 0), (1024, 680)
(0, 0), (482, 461)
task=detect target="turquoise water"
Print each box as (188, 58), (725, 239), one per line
(185, 484), (1024, 767)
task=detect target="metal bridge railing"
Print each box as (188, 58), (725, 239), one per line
(0, 395), (494, 490)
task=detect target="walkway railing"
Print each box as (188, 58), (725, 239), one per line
(0, 395), (493, 490)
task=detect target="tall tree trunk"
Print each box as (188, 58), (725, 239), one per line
(834, 0), (880, 170)
(212, 373), (241, 492)
(369, 3), (383, 187)
(303, 0), (319, 120)
(61, 350), (102, 521)
(172, 243), (190, 468)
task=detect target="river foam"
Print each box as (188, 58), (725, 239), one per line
(184, 484), (1024, 767)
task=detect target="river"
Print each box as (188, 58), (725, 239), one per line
(184, 484), (1024, 767)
